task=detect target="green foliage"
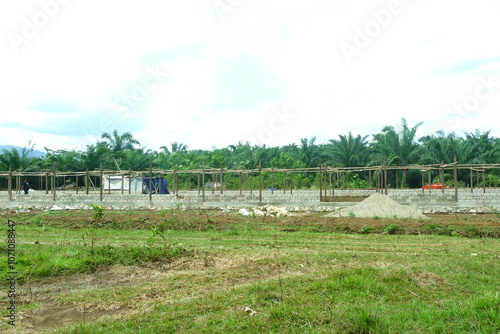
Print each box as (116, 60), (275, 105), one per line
(90, 203), (105, 224)
(360, 226), (376, 234)
(4, 123), (500, 191)
(383, 224), (398, 234)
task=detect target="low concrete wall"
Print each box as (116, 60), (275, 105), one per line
(1, 188), (500, 212)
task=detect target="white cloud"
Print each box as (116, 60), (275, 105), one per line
(1, 0), (500, 152)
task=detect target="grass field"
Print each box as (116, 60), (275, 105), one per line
(2, 208), (499, 333)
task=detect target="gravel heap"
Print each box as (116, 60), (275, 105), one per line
(326, 193), (429, 219)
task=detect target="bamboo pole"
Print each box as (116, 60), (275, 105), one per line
(202, 161), (205, 202)
(149, 164), (153, 202)
(324, 164), (327, 199)
(319, 163), (323, 202)
(8, 167), (12, 201)
(440, 163), (444, 194)
(428, 170), (432, 194)
(421, 170), (425, 194)
(99, 165), (103, 202)
(470, 168), (473, 193)
(53, 165), (57, 201)
(483, 169), (486, 193)
(86, 169), (89, 195)
(128, 169), (132, 194)
(454, 156), (458, 202)
(259, 160), (262, 203)
(384, 163), (388, 195)
(220, 167), (223, 194)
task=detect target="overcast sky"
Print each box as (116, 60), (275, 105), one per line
(1, 0), (500, 153)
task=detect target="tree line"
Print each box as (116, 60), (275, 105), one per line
(2, 119), (499, 189)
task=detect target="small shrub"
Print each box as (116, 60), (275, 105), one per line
(383, 224), (398, 235)
(360, 226), (376, 234)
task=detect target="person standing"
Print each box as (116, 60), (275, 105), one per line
(22, 179), (30, 195)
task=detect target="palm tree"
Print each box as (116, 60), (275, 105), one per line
(160, 142), (188, 155)
(371, 118), (422, 187)
(0, 142), (41, 171)
(330, 132), (369, 167)
(122, 148), (155, 171)
(299, 137), (320, 168)
(101, 130), (140, 153)
(80, 143), (109, 171)
(418, 130), (460, 164)
(100, 130), (141, 169)
(42, 149), (82, 171)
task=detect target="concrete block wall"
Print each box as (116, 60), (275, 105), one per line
(1, 188), (499, 210)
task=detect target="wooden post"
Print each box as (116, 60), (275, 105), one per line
(259, 160), (262, 203)
(428, 170), (432, 194)
(403, 169), (407, 189)
(331, 172), (334, 196)
(76, 174), (79, 194)
(440, 163), (444, 194)
(395, 169), (399, 189)
(220, 167), (223, 194)
(202, 161), (205, 202)
(240, 172), (243, 195)
(453, 156), (458, 202)
(198, 173), (201, 195)
(86, 169), (89, 195)
(290, 171), (293, 195)
(470, 168), (473, 193)
(99, 165), (103, 202)
(324, 164), (327, 199)
(368, 170), (372, 189)
(384, 163), (388, 195)
(149, 164), (153, 202)
(121, 174), (124, 195)
(53, 165), (57, 201)
(175, 168), (179, 196)
(421, 170), (425, 194)
(283, 172), (286, 194)
(482, 169), (486, 193)
(46, 172), (49, 194)
(8, 167), (12, 201)
(128, 169), (132, 194)
(141, 175), (144, 195)
(319, 164), (323, 202)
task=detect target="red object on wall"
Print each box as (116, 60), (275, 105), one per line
(423, 183), (450, 189)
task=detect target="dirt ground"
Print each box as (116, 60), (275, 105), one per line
(3, 208), (500, 333)
(5, 207), (500, 231)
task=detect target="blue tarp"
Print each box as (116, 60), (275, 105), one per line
(142, 177), (170, 194)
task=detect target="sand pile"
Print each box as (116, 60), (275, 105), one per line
(326, 193), (429, 219)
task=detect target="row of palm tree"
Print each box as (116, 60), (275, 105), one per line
(2, 120), (499, 180)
